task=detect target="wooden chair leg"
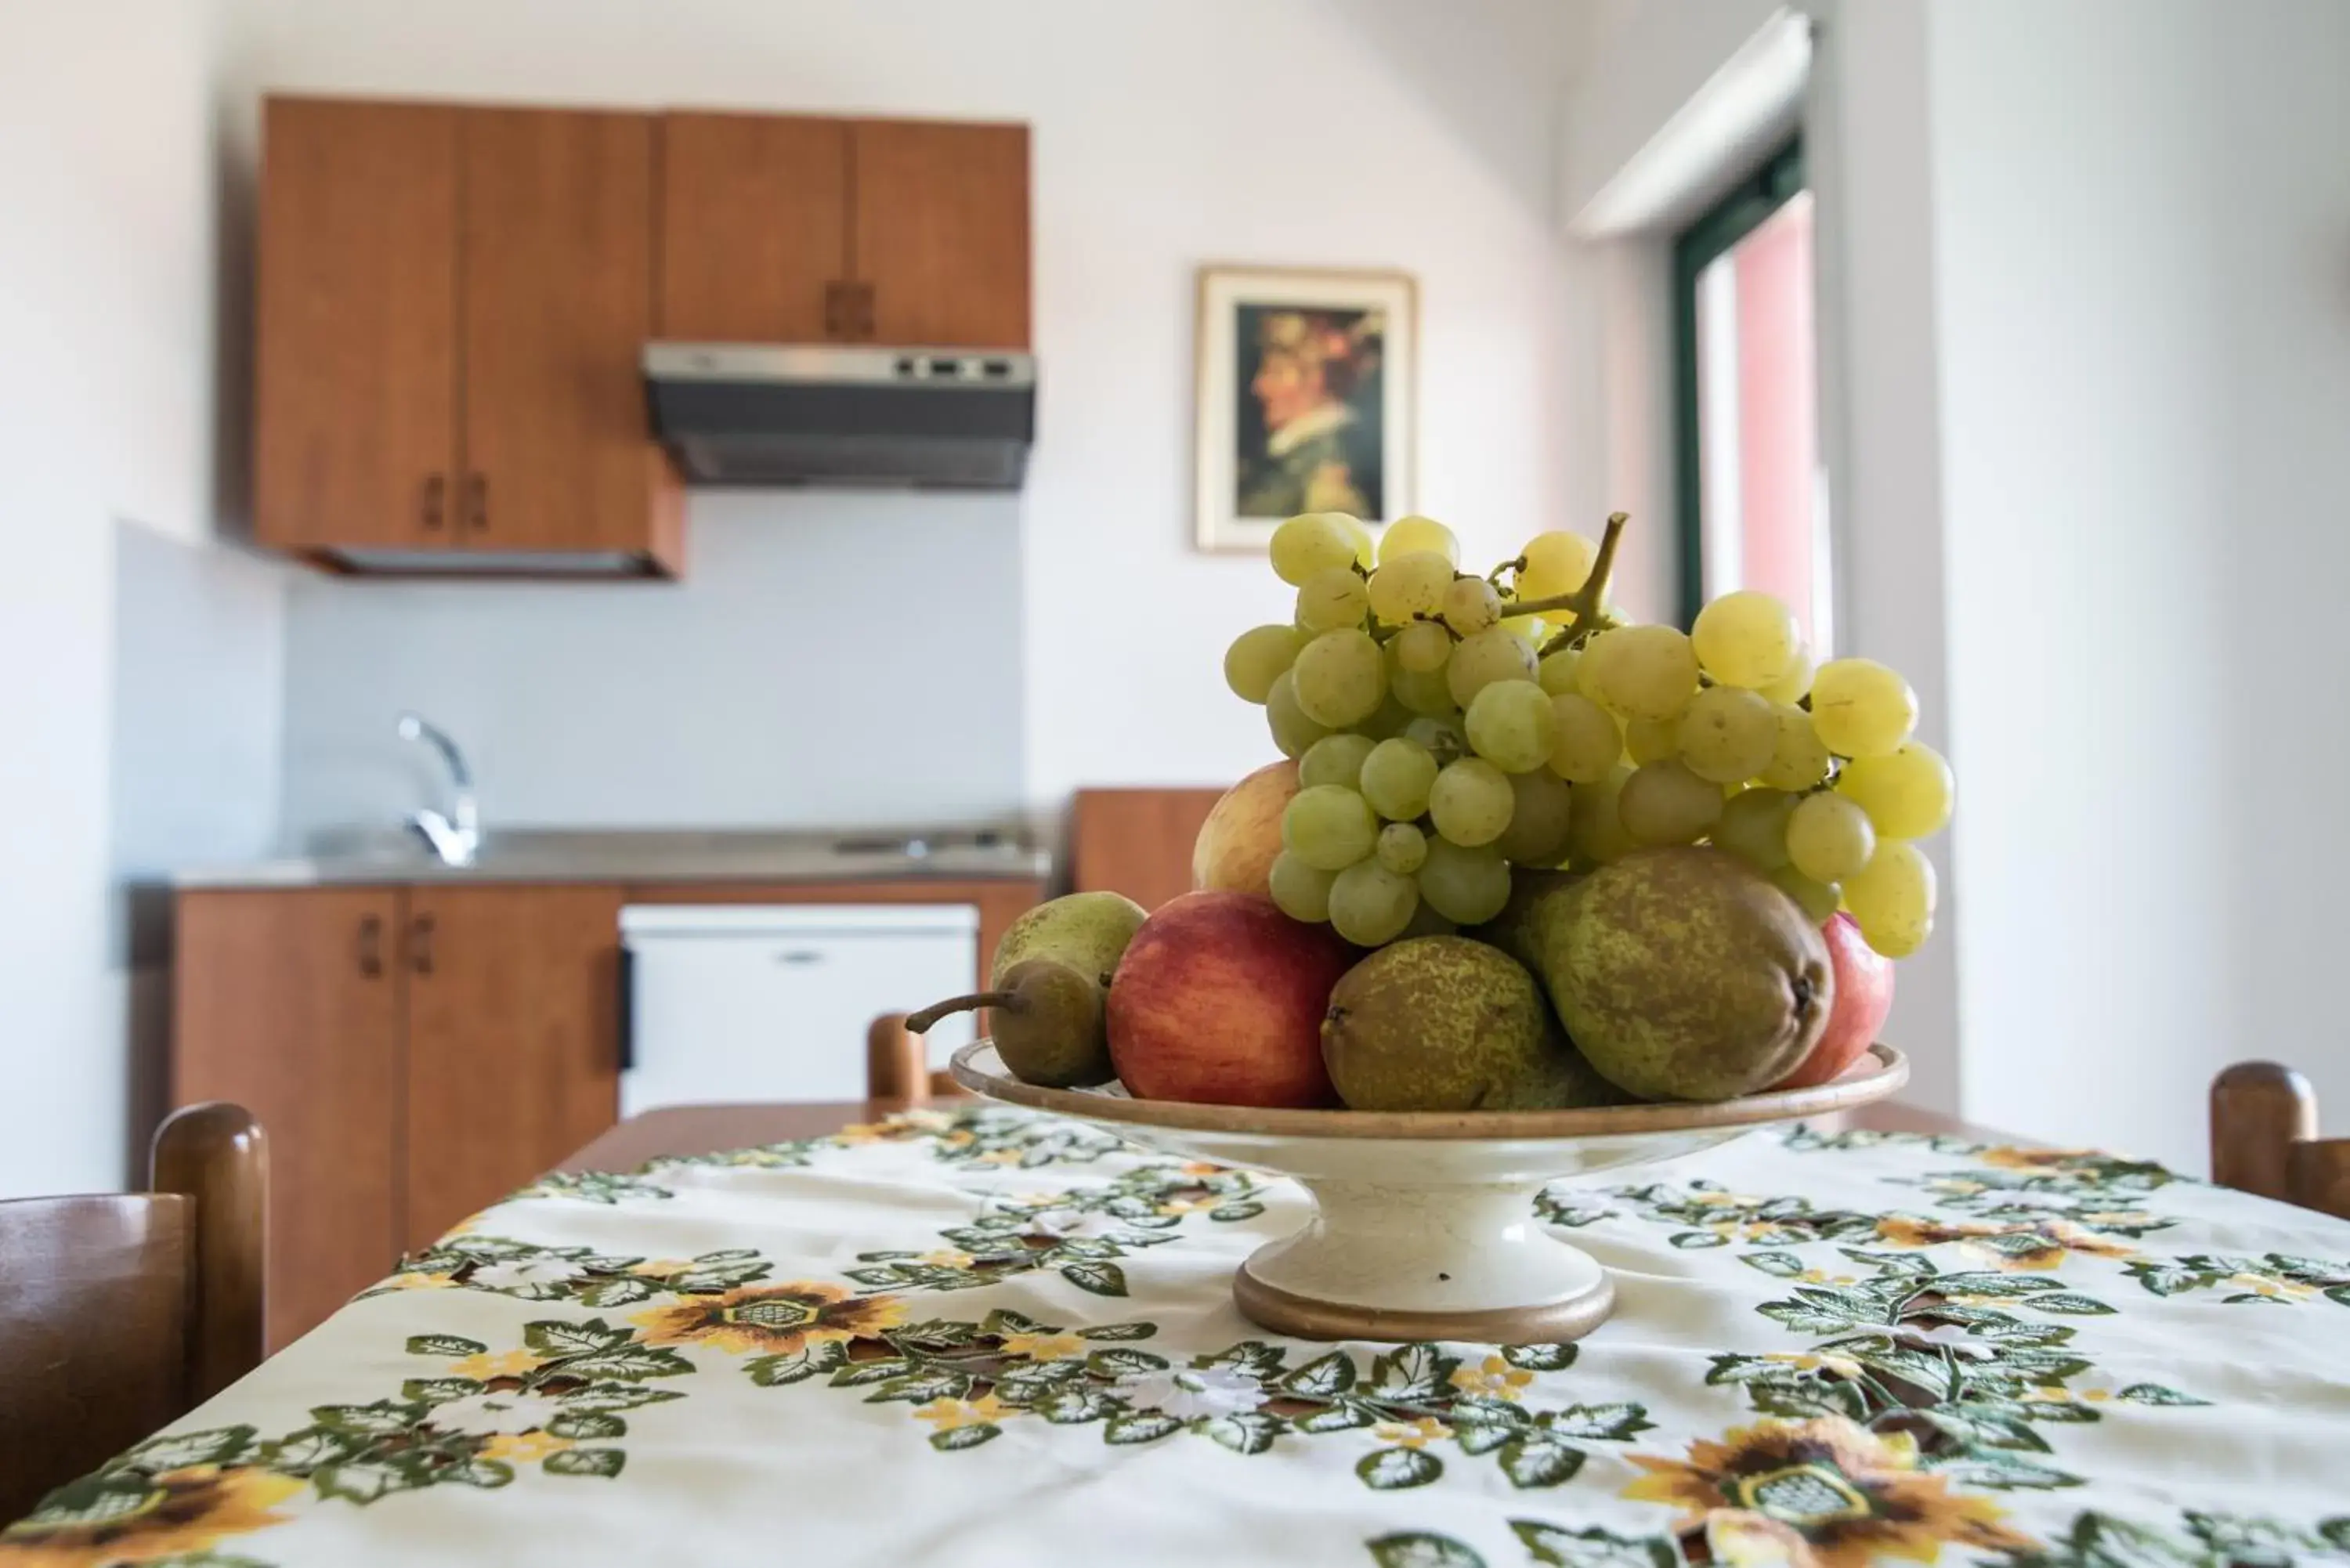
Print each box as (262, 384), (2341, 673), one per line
(150, 1103), (267, 1404)
(2211, 1062), (2317, 1203)
(866, 1014), (929, 1104)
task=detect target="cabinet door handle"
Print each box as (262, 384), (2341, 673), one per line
(356, 915), (385, 978)
(421, 474), (446, 531)
(464, 474), (487, 533)
(410, 913), (437, 976)
(854, 284), (875, 341)
(823, 281), (851, 341)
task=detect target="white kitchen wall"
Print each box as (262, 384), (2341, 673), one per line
(221, 0), (1589, 825)
(0, 0), (266, 1195)
(1927, 0), (2350, 1169)
(278, 497), (1025, 838)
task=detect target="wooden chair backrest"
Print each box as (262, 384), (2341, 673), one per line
(1071, 787), (1226, 911)
(0, 1103), (266, 1526)
(866, 1013), (957, 1104)
(2211, 1062), (2350, 1220)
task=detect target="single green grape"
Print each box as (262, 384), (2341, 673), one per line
(1445, 626), (1538, 709)
(1770, 864), (1842, 923)
(1712, 787), (1797, 870)
(1376, 821), (1429, 875)
(1264, 669), (1330, 757)
(1691, 589), (1801, 688)
(1280, 784), (1379, 872)
(1786, 791), (1877, 883)
(1291, 629), (1386, 728)
(1223, 623), (1306, 704)
(1390, 661), (1457, 717)
(1810, 658), (1918, 758)
(1270, 512), (1363, 587)
(1428, 757), (1515, 847)
(1623, 714), (1681, 766)
(1676, 685), (1779, 784)
(1567, 763), (1637, 866)
(1267, 851), (1339, 923)
(1536, 648), (1581, 695)
(1336, 513), (1377, 570)
(1418, 836), (1512, 924)
(1757, 704), (1831, 790)
(1463, 679), (1557, 774)
(1296, 567), (1369, 633)
(1393, 620), (1454, 674)
(1593, 623), (1699, 721)
(1299, 732), (1377, 790)
(1836, 741), (1954, 840)
(1378, 514), (1459, 566)
(1328, 860), (1421, 946)
(1366, 551), (1454, 625)
(1358, 695), (1414, 740)
(1441, 576), (1502, 636)
(1360, 738), (1440, 821)
(1574, 630), (1617, 708)
(1494, 768), (1574, 865)
(1514, 530), (1599, 602)
(1402, 714), (1468, 766)
(1618, 759), (1723, 845)
(1761, 642), (1817, 704)
(1499, 613), (1548, 649)
(1842, 840), (1936, 956)
(1546, 692), (1622, 782)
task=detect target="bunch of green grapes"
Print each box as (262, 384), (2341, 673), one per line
(1221, 512), (1953, 961)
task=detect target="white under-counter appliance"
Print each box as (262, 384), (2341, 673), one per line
(618, 904), (979, 1114)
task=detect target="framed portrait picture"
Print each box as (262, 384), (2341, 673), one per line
(1194, 265), (1417, 553)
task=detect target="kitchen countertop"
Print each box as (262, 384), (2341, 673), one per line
(173, 828), (1053, 889)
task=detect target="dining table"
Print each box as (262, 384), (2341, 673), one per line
(6, 1093), (2348, 1568)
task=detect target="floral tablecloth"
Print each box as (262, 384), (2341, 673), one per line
(9, 1107), (2350, 1568)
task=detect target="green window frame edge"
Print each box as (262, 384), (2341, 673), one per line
(1671, 136), (1807, 629)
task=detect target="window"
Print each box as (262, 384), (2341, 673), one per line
(1672, 139), (1828, 649)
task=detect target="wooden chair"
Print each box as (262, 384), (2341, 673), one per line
(0, 1102), (266, 1526)
(2211, 1063), (2350, 1220)
(866, 1013), (959, 1104)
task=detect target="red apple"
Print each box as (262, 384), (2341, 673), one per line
(1106, 890), (1354, 1107)
(1191, 759), (1300, 898)
(1777, 912), (1895, 1088)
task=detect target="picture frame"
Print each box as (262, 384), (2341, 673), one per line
(1193, 264), (1418, 554)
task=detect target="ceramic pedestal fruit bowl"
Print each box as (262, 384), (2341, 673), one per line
(926, 510), (1949, 1342)
(952, 1039), (1908, 1343)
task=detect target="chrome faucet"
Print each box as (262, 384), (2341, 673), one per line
(397, 712), (480, 868)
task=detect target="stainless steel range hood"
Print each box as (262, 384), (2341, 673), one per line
(643, 343), (1035, 490)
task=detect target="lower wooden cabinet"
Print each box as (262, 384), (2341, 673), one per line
(401, 886), (621, 1250)
(172, 884), (621, 1348)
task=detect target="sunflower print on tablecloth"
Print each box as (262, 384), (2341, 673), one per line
(0, 1465), (300, 1567)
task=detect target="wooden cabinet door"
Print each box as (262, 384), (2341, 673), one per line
(459, 109), (658, 554)
(172, 889), (404, 1349)
(402, 886), (623, 1250)
(254, 98), (460, 552)
(851, 120), (1030, 348)
(660, 113), (849, 343)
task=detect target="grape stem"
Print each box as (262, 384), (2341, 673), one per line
(905, 991), (1015, 1034)
(1499, 511), (1628, 653)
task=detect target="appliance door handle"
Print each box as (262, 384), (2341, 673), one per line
(774, 948), (826, 966)
(616, 946), (636, 1074)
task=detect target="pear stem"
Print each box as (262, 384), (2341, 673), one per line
(904, 990), (1015, 1035)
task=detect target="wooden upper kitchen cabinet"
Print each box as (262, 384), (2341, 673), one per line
(172, 888), (405, 1349)
(251, 97), (681, 576)
(658, 113), (849, 343)
(460, 109), (679, 565)
(400, 885), (624, 1250)
(656, 111), (1031, 349)
(253, 98), (461, 555)
(851, 119), (1031, 349)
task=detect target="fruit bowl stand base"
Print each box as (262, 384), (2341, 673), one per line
(1228, 1177), (1615, 1346)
